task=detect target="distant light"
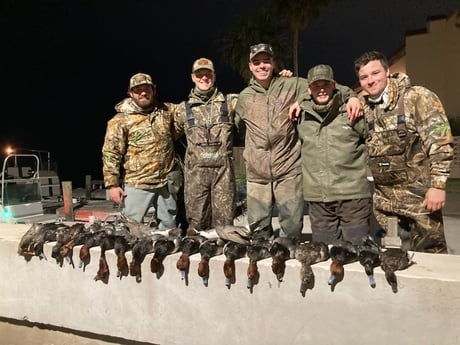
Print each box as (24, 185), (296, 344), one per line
(5, 146), (15, 155)
(1, 208), (12, 221)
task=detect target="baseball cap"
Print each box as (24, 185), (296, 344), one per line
(192, 58), (215, 73)
(249, 43), (273, 60)
(128, 73), (154, 91)
(307, 64), (334, 85)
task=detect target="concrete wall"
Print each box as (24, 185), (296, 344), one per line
(406, 11), (460, 119)
(1, 224), (460, 345)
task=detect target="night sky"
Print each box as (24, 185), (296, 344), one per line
(1, 0), (459, 187)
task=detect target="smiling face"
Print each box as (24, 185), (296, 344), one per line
(357, 59), (390, 98)
(249, 52), (274, 89)
(308, 80), (336, 105)
(129, 84), (155, 108)
(191, 68), (215, 91)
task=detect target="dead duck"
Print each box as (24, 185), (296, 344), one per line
(357, 236), (382, 288)
(197, 238), (225, 287)
(176, 235), (206, 285)
(114, 231), (137, 280)
(79, 226), (108, 271)
(246, 238), (271, 292)
(294, 241), (330, 296)
(223, 241), (247, 288)
(17, 222), (64, 261)
(129, 233), (164, 283)
(269, 237), (297, 283)
(94, 234), (117, 284)
(51, 223), (86, 268)
(328, 240), (358, 288)
(58, 223), (92, 268)
(150, 235), (177, 279)
(380, 248), (415, 293)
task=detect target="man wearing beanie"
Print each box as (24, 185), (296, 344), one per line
(295, 64), (371, 245)
(102, 73), (184, 228)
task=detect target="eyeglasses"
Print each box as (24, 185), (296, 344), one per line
(250, 43), (273, 54)
(194, 71), (214, 79)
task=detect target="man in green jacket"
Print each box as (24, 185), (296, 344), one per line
(296, 64), (372, 245)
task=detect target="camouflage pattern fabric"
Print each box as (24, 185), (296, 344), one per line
(176, 90), (238, 230)
(364, 73), (453, 253)
(102, 98), (184, 190)
(373, 190), (446, 253)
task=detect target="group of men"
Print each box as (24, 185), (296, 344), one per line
(102, 44), (454, 254)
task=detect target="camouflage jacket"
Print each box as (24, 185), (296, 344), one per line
(176, 88), (238, 168)
(297, 84), (370, 202)
(364, 73), (453, 189)
(235, 76), (308, 183)
(102, 97), (184, 189)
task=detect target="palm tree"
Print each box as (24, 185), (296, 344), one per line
(218, 7), (290, 83)
(270, 0), (330, 76)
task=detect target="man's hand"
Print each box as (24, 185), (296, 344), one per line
(288, 101), (300, 121)
(278, 69), (293, 77)
(347, 97), (363, 123)
(108, 186), (126, 204)
(424, 187), (446, 212)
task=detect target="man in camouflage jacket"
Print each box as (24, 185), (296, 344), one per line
(176, 58), (238, 233)
(355, 51), (454, 253)
(102, 73), (184, 228)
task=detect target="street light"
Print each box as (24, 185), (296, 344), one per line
(4, 146), (51, 171)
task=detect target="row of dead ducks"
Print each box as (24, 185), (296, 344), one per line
(17, 217), (415, 295)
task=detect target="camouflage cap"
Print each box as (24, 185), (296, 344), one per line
(192, 58), (215, 73)
(128, 73), (155, 91)
(249, 43), (273, 60)
(307, 64), (334, 85)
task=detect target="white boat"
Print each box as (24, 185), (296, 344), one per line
(0, 154), (61, 224)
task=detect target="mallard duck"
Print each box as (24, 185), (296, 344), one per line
(357, 236), (381, 288)
(222, 241), (247, 288)
(79, 228), (107, 271)
(17, 222), (63, 261)
(246, 238), (271, 292)
(269, 237), (297, 283)
(294, 241), (330, 296)
(150, 235), (177, 278)
(380, 248), (415, 293)
(328, 240), (358, 287)
(51, 223), (86, 268)
(176, 235), (206, 284)
(94, 234), (116, 284)
(129, 233), (164, 283)
(197, 238), (225, 286)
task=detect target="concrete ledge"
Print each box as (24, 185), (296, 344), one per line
(1, 224), (460, 345)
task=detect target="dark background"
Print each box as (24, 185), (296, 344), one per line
(1, 0), (459, 187)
